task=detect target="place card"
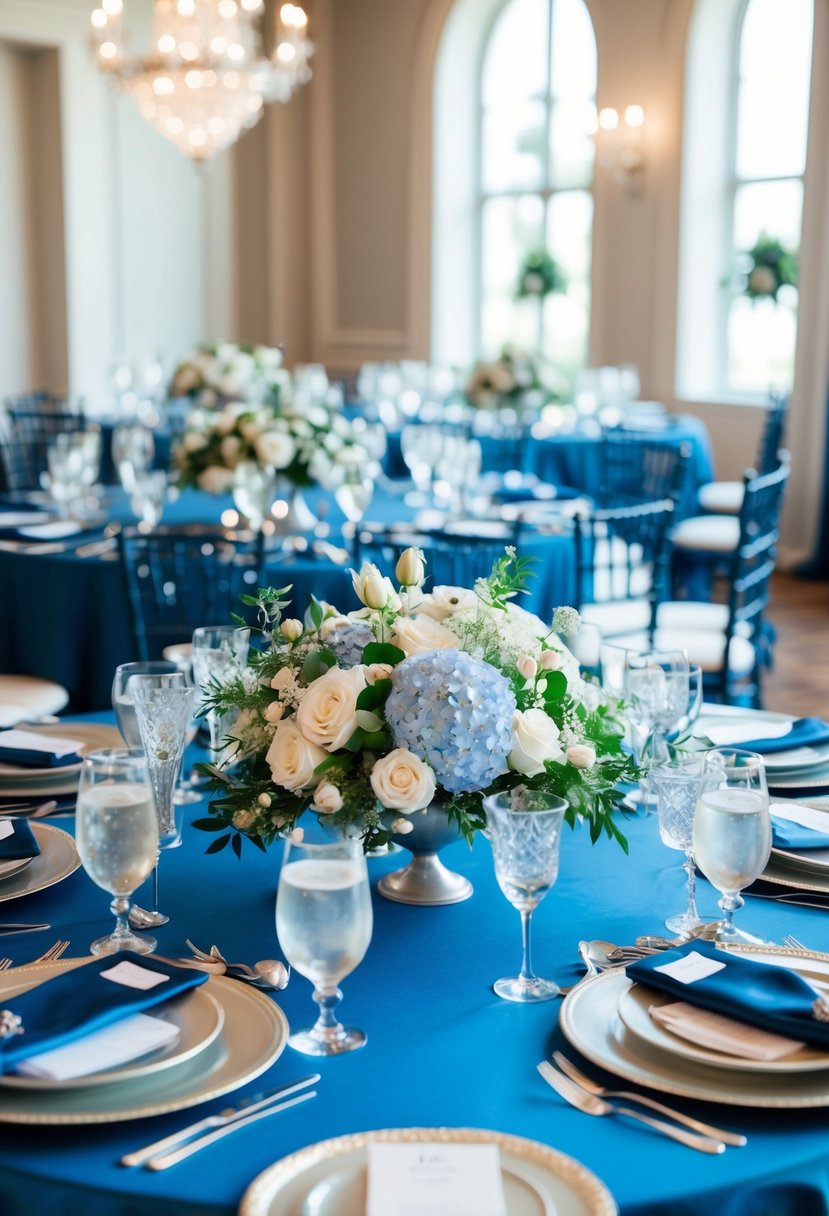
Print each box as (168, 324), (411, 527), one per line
(0, 730), (85, 758)
(366, 1143), (508, 1216)
(650, 1001), (805, 1061)
(653, 950), (727, 985)
(100, 961), (171, 991)
(0, 822), (14, 842)
(704, 721), (792, 746)
(771, 802), (829, 833)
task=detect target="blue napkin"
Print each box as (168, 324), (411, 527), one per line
(627, 940), (829, 1048)
(0, 951), (208, 1073)
(0, 732), (81, 769)
(0, 820), (40, 861)
(771, 814), (829, 851)
(733, 718), (829, 756)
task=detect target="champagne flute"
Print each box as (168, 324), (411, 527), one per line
(276, 836), (373, 1055)
(191, 626), (250, 758)
(112, 661), (200, 806)
(75, 748), (158, 956)
(693, 748), (770, 944)
(129, 672), (195, 928)
(483, 790), (567, 1002)
(650, 754), (706, 934)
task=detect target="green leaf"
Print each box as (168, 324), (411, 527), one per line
(301, 650), (337, 683)
(345, 728), (366, 752)
(355, 709), (385, 733)
(363, 642), (405, 666)
(542, 671), (567, 703)
(205, 834), (231, 854)
(361, 730), (391, 750)
(313, 755), (345, 776)
(191, 817), (232, 832)
(309, 597), (324, 631)
(231, 833), (243, 860)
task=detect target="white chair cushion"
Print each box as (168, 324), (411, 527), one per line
(162, 643), (193, 671)
(697, 481), (744, 515)
(655, 601), (750, 637)
(0, 676), (69, 721)
(613, 628), (755, 676)
(581, 599), (653, 636)
(671, 515), (741, 553)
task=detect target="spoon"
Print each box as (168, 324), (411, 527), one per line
(185, 941), (290, 990)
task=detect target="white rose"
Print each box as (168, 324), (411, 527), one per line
(351, 563), (400, 612)
(214, 404), (245, 435)
(266, 720), (326, 790)
(509, 709), (564, 776)
(182, 430), (208, 453)
(232, 809), (256, 830)
(255, 431), (296, 470)
(264, 700), (285, 724)
(516, 654), (538, 681)
(313, 781), (344, 814)
(370, 749), (436, 812)
(220, 435), (243, 465)
(365, 662), (393, 685)
(567, 744), (596, 769)
(539, 650), (563, 672)
(197, 465), (235, 494)
(396, 547), (425, 587)
(392, 615), (456, 657)
(279, 619), (304, 642)
(238, 418), (263, 443)
(296, 665), (366, 751)
(415, 586), (478, 621)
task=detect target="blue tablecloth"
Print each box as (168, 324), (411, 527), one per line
(0, 715), (828, 1215)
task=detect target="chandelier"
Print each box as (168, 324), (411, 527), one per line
(90, 0), (313, 162)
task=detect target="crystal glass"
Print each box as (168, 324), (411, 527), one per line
(45, 434), (87, 514)
(693, 748), (771, 944)
(112, 660), (199, 806)
(113, 423), (155, 493)
(650, 755), (706, 934)
(129, 672), (195, 927)
(276, 836), (373, 1055)
(625, 662), (702, 772)
(334, 463), (374, 524)
(191, 626), (250, 757)
(484, 790), (568, 1003)
(130, 469), (168, 527)
(75, 748), (158, 956)
(233, 460), (276, 531)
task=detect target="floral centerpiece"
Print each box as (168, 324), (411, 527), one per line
(516, 249), (567, 300)
(465, 344), (567, 411)
(742, 235), (798, 302)
(193, 548), (636, 857)
(170, 342), (289, 409)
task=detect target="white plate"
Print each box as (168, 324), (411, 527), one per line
(771, 797), (829, 872)
(617, 982), (829, 1073)
(0, 513), (50, 529)
(560, 971), (829, 1107)
(444, 519), (515, 539)
(17, 522), (83, 540)
(0, 722), (122, 791)
(0, 823), (80, 904)
(0, 855), (36, 882)
(240, 1128), (618, 1216)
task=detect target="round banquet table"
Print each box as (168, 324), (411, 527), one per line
(0, 716), (828, 1215)
(0, 488), (575, 712)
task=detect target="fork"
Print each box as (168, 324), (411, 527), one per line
(34, 941), (70, 963)
(536, 1061), (726, 1154)
(783, 935), (807, 950)
(551, 1052), (747, 1147)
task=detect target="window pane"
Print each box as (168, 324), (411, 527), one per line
(482, 99), (547, 192)
(482, 0), (549, 105)
(550, 0), (597, 99)
(736, 0), (813, 179)
(543, 191), (592, 378)
(727, 296), (796, 394)
(733, 179), (803, 253)
(549, 99), (595, 189)
(480, 195), (544, 355)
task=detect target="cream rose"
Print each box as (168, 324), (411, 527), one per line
(567, 743), (596, 770)
(539, 649), (564, 672)
(296, 665), (365, 751)
(516, 654), (538, 681)
(370, 749), (436, 813)
(415, 586), (478, 621)
(351, 563), (400, 611)
(391, 615), (457, 657)
(264, 700), (285, 724)
(266, 720), (326, 790)
(395, 547), (425, 587)
(313, 780), (344, 814)
(508, 709), (564, 776)
(255, 431), (296, 470)
(197, 465), (235, 494)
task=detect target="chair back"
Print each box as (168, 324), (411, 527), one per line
(757, 393), (789, 475)
(0, 394), (88, 493)
(574, 497), (676, 622)
(354, 524), (520, 592)
(599, 432), (691, 509)
(118, 526), (265, 661)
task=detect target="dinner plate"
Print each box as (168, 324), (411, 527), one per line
(560, 971), (829, 1107)
(767, 761), (829, 793)
(0, 855), (36, 882)
(0, 722), (122, 793)
(617, 982), (829, 1073)
(0, 960), (289, 1123)
(760, 854), (829, 894)
(239, 1128), (618, 1216)
(0, 958), (224, 1090)
(771, 797), (829, 872)
(0, 823), (80, 904)
(17, 522), (83, 540)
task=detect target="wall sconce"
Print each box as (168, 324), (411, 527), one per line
(595, 105), (646, 196)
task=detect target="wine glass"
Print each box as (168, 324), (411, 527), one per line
(191, 626), (250, 758)
(75, 748), (159, 956)
(233, 460), (276, 531)
(112, 424), (155, 494)
(650, 754), (706, 934)
(130, 470), (168, 528)
(112, 660), (199, 806)
(693, 748), (771, 944)
(129, 672), (195, 928)
(334, 462), (374, 526)
(622, 652), (692, 798)
(276, 836), (373, 1055)
(483, 790), (568, 1002)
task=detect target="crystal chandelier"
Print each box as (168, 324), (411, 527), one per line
(90, 0), (313, 162)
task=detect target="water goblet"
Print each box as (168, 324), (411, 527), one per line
(483, 790), (568, 1002)
(232, 460), (276, 532)
(276, 836), (373, 1055)
(113, 423), (155, 493)
(650, 755), (706, 934)
(334, 462), (374, 526)
(130, 469), (168, 528)
(129, 673), (195, 927)
(693, 748), (770, 944)
(75, 748), (159, 956)
(191, 626), (250, 758)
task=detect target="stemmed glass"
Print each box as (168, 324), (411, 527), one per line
(232, 460), (276, 531)
(191, 626), (250, 758)
(650, 755), (706, 934)
(129, 672), (195, 928)
(130, 470), (168, 527)
(112, 423), (155, 493)
(483, 790), (568, 1002)
(112, 660), (200, 806)
(693, 748), (771, 944)
(334, 462), (374, 528)
(276, 836), (373, 1055)
(75, 748), (159, 955)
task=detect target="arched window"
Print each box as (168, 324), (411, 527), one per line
(677, 0), (814, 401)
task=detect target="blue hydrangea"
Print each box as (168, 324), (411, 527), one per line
(385, 649), (516, 793)
(325, 619), (373, 667)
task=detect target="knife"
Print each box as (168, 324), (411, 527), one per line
(120, 1073), (320, 1167)
(0, 923), (51, 934)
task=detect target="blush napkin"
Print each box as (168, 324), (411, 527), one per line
(0, 729), (82, 770)
(0, 952), (207, 1074)
(0, 819), (41, 861)
(726, 717), (829, 756)
(627, 940), (829, 1049)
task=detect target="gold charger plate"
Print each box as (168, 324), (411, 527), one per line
(0, 722), (122, 795)
(0, 823), (80, 904)
(0, 960), (288, 1123)
(0, 957), (224, 1090)
(239, 1128), (617, 1216)
(560, 971), (829, 1108)
(0, 855), (36, 882)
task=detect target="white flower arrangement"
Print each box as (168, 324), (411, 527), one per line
(194, 549), (637, 857)
(170, 342), (288, 409)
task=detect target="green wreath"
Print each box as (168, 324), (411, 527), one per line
(516, 249), (567, 300)
(743, 235), (798, 301)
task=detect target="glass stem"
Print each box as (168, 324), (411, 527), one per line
(311, 986), (344, 1041)
(152, 864), (160, 914)
(519, 908), (535, 982)
(111, 895), (131, 941)
(208, 710), (222, 756)
(683, 851), (700, 921)
(718, 890), (743, 938)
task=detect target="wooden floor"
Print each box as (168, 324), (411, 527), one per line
(762, 572), (829, 716)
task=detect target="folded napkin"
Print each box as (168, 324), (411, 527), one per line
(0, 952), (207, 1074)
(627, 940), (829, 1049)
(649, 1001), (804, 1061)
(13, 1012), (180, 1081)
(771, 801), (829, 850)
(0, 729), (83, 769)
(708, 717), (829, 756)
(0, 819), (41, 862)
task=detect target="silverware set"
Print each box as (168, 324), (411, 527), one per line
(181, 940), (290, 991)
(0, 939), (70, 969)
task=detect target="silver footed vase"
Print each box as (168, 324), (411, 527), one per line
(377, 802), (473, 906)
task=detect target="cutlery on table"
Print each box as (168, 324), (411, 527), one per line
(0, 941), (70, 969)
(536, 1061), (726, 1154)
(0, 924), (51, 935)
(551, 1052), (747, 1147)
(121, 1074), (320, 1168)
